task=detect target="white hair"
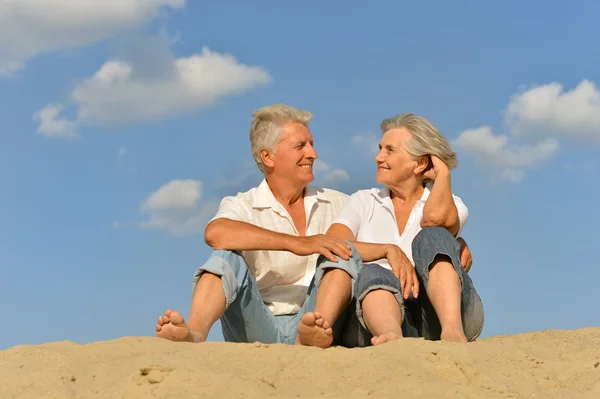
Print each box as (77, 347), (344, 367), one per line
(380, 113), (458, 170)
(250, 104), (313, 174)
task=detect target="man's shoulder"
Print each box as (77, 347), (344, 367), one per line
(217, 185), (260, 212)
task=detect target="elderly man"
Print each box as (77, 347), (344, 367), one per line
(156, 104), (358, 345)
(156, 104), (474, 346)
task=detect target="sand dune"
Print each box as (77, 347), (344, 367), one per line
(1, 328), (599, 398)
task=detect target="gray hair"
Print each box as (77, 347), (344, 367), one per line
(380, 113), (458, 170)
(250, 104), (313, 174)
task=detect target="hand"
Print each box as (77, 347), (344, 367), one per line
(385, 245), (419, 299)
(288, 235), (353, 262)
(457, 237), (472, 272)
(422, 155), (449, 181)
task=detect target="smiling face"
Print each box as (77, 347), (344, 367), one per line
(268, 122), (317, 185)
(375, 127), (427, 186)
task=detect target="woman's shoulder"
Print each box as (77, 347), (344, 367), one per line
(346, 188), (388, 205)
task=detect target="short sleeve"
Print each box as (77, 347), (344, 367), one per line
(331, 191), (365, 238)
(453, 194), (469, 237)
(209, 195), (251, 224)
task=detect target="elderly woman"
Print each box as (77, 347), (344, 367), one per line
(306, 113), (484, 347)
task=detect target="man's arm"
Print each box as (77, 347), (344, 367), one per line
(205, 218), (295, 251)
(205, 218), (352, 262)
(421, 156), (460, 236)
(326, 223), (418, 298)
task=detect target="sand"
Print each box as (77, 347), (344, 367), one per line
(1, 328), (599, 399)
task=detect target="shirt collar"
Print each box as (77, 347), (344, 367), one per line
(370, 181), (433, 210)
(252, 179), (330, 209)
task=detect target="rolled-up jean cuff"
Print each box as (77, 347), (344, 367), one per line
(192, 256), (238, 308)
(422, 249), (464, 287)
(356, 283), (404, 331)
(313, 241), (360, 289)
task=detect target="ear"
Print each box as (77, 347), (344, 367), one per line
(260, 149), (275, 169)
(414, 155), (430, 175)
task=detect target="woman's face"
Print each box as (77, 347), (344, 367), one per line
(374, 127), (423, 186)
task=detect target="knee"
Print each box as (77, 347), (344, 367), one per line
(413, 227), (454, 249)
(316, 241), (361, 276)
(412, 227), (459, 273)
(355, 266), (401, 299)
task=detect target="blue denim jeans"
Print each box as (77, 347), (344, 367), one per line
(192, 245), (361, 345)
(344, 227), (485, 347)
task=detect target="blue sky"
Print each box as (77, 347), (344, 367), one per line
(1, 0), (598, 349)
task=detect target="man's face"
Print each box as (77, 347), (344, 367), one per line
(270, 122), (317, 185)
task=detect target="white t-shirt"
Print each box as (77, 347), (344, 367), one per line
(210, 179), (349, 315)
(331, 183), (468, 270)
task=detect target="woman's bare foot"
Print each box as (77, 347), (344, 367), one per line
(370, 332), (401, 346)
(155, 310), (206, 343)
(296, 312), (333, 348)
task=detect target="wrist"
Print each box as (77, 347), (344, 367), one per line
(281, 234), (300, 252)
(384, 244), (399, 257)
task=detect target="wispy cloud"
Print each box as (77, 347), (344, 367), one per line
(139, 179), (218, 236)
(453, 126), (559, 183)
(0, 0), (185, 75)
(506, 80), (600, 142)
(314, 160), (350, 188)
(34, 47), (272, 137)
(452, 79), (600, 183)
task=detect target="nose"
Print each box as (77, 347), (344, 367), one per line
(306, 142), (317, 159)
(374, 148), (385, 163)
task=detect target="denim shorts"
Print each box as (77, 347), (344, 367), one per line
(342, 226), (485, 347)
(192, 243), (362, 345)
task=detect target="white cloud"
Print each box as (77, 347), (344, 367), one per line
(506, 80), (600, 142)
(351, 133), (380, 155)
(34, 47), (272, 137)
(112, 221), (121, 229)
(117, 146), (127, 158)
(453, 126), (559, 183)
(33, 104), (78, 138)
(140, 179), (218, 236)
(0, 0), (185, 74)
(501, 168), (525, 184)
(314, 160), (350, 187)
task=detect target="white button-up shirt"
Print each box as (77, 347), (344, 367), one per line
(332, 183), (468, 270)
(210, 179), (349, 315)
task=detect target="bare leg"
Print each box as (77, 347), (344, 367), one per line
(297, 269), (352, 348)
(427, 255), (467, 342)
(361, 289), (403, 346)
(156, 272), (226, 343)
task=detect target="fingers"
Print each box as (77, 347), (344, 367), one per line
(318, 236), (352, 261)
(411, 270), (419, 298)
(463, 254), (472, 273)
(320, 248), (338, 263)
(400, 267), (412, 300)
(327, 238), (352, 260)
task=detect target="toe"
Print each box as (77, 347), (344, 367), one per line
(300, 312), (317, 326)
(169, 311), (186, 326)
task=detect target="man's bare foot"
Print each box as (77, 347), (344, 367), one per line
(441, 328), (468, 343)
(155, 310), (206, 343)
(370, 332), (401, 346)
(296, 312), (333, 348)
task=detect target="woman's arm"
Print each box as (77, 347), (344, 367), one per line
(326, 223), (419, 298)
(421, 156), (460, 235)
(326, 223), (390, 262)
